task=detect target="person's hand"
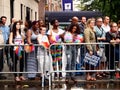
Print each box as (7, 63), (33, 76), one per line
(49, 30), (52, 36)
(116, 39), (120, 44)
(89, 51), (93, 56)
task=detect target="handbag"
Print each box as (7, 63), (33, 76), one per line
(83, 52), (101, 67)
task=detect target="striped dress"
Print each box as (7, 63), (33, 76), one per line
(27, 31), (39, 78)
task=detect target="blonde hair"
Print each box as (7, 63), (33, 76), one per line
(86, 18), (95, 27)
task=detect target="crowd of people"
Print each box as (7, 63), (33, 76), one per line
(0, 15), (120, 82)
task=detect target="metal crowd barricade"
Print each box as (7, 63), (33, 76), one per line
(0, 43), (120, 87)
(48, 43), (120, 87)
(0, 44), (48, 87)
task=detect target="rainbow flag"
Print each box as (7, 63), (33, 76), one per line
(29, 45), (35, 52)
(24, 45), (35, 53)
(42, 42), (49, 49)
(15, 46), (23, 58)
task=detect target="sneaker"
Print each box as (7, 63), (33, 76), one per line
(59, 72), (62, 80)
(54, 73), (57, 80)
(15, 77), (21, 81)
(65, 77), (70, 83)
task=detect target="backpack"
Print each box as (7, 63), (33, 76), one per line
(0, 30), (4, 49)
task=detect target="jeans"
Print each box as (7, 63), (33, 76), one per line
(65, 45), (77, 77)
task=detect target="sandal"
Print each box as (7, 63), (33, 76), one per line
(71, 77), (77, 83)
(95, 74), (102, 80)
(20, 76), (26, 81)
(91, 77), (96, 81)
(101, 73), (108, 77)
(65, 77), (70, 83)
(86, 76), (92, 81)
(15, 77), (21, 81)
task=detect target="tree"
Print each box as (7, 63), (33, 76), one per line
(80, 0), (120, 22)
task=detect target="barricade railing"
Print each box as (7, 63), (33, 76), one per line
(48, 43), (120, 87)
(0, 43), (120, 87)
(0, 44), (48, 87)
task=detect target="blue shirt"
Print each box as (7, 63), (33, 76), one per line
(0, 25), (10, 43)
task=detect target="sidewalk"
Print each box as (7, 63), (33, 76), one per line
(1, 60), (120, 86)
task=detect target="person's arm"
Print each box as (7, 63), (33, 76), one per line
(21, 35), (24, 45)
(98, 31), (106, 41)
(26, 30), (32, 44)
(97, 37), (106, 41)
(59, 32), (65, 42)
(37, 35), (41, 44)
(46, 36), (50, 45)
(9, 32), (14, 45)
(47, 30), (52, 40)
(47, 30), (53, 44)
(84, 29), (93, 55)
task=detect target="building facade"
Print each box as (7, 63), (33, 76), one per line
(45, 0), (62, 11)
(0, 0), (39, 25)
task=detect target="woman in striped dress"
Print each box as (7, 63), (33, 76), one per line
(26, 21), (39, 79)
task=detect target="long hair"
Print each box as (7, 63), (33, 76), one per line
(11, 21), (21, 39)
(68, 23), (80, 34)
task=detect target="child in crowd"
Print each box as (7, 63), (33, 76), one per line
(37, 27), (50, 79)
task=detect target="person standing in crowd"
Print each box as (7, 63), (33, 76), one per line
(23, 20), (32, 76)
(117, 20), (120, 31)
(1, 16), (10, 49)
(24, 20), (32, 37)
(47, 19), (64, 80)
(0, 20), (6, 80)
(94, 17), (107, 79)
(38, 19), (46, 33)
(37, 27), (50, 79)
(9, 21), (25, 81)
(67, 16), (79, 30)
(84, 18), (97, 81)
(62, 23), (81, 82)
(102, 16), (110, 33)
(26, 21), (39, 80)
(19, 20), (25, 38)
(38, 19), (45, 28)
(105, 22), (120, 79)
(71, 16), (79, 24)
(78, 16), (86, 75)
(0, 16), (10, 79)
(79, 16), (86, 34)
(9, 17), (16, 31)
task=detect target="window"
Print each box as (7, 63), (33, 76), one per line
(10, 0), (14, 21)
(35, 12), (37, 20)
(26, 7), (30, 21)
(21, 4), (23, 20)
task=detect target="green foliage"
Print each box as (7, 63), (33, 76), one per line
(80, 0), (120, 22)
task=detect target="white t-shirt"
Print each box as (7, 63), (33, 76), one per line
(14, 35), (23, 45)
(102, 24), (110, 33)
(47, 28), (64, 43)
(14, 35), (23, 50)
(37, 34), (49, 49)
